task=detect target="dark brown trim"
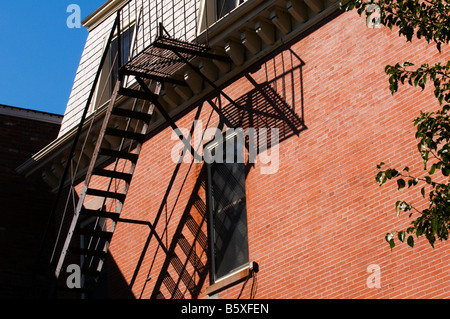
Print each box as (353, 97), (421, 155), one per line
(206, 266), (251, 296)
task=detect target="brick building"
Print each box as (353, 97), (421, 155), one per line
(20, 0), (450, 299)
(0, 105), (62, 298)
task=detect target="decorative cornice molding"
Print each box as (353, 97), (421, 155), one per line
(82, 0), (129, 31)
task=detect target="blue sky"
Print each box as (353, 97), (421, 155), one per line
(0, 1), (106, 115)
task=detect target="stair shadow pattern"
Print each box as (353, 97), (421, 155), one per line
(150, 167), (209, 299)
(219, 55), (306, 154)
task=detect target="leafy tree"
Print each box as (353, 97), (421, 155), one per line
(340, 0), (450, 249)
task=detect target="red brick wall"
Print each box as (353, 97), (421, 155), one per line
(85, 10), (450, 299)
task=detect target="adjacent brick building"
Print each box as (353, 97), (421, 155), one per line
(19, 0), (450, 299)
(0, 105), (62, 298)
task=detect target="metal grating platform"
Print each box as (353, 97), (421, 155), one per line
(120, 36), (210, 85)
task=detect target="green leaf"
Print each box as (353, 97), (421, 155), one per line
(388, 239), (395, 250)
(389, 169), (399, 178)
(376, 171), (384, 185)
(385, 169), (392, 179)
(429, 163), (436, 175)
(385, 232), (395, 250)
(421, 187), (426, 198)
(385, 232), (394, 243)
(397, 179), (406, 190)
(432, 216), (438, 233)
(398, 231), (406, 243)
(442, 167), (450, 176)
(418, 80), (425, 90)
(407, 235), (414, 248)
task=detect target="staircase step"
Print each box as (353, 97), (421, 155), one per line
(112, 107), (153, 123)
(80, 208), (121, 221)
(81, 268), (102, 277)
(76, 227), (114, 241)
(93, 168), (133, 183)
(118, 87), (159, 101)
(99, 148), (139, 163)
(55, 78), (125, 294)
(118, 87), (145, 100)
(86, 188), (126, 202)
(105, 127), (145, 143)
(69, 248), (107, 258)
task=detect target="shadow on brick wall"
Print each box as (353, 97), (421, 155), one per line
(149, 165), (209, 299)
(215, 48), (307, 155)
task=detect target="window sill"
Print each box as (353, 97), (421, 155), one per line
(206, 265), (251, 296)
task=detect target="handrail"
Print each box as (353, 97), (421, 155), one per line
(33, 12), (121, 299)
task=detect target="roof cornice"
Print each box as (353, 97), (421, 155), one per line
(0, 104), (62, 125)
(82, 0), (129, 31)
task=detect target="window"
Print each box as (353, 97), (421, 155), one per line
(110, 26), (134, 93)
(216, 0), (245, 19)
(93, 25), (135, 109)
(198, 0), (247, 33)
(206, 131), (249, 282)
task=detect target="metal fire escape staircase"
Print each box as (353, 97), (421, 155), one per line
(53, 78), (156, 283)
(51, 15), (233, 296)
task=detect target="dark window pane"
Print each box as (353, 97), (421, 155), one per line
(208, 135), (249, 281)
(111, 26), (135, 90)
(217, 0), (244, 19)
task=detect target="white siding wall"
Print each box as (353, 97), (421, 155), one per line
(58, 14), (116, 137)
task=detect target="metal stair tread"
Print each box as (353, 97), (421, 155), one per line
(105, 127), (146, 143)
(76, 226), (114, 241)
(85, 188), (127, 202)
(93, 167), (133, 183)
(69, 247), (108, 258)
(81, 268), (102, 277)
(98, 148), (139, 163)
(111, 107), (153, 123)
(80, 208), (121, 221)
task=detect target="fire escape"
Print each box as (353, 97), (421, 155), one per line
(38, 0), (306, 298)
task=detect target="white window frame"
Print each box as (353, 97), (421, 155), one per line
(197, 0), (247, 34)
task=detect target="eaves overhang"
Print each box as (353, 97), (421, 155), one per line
(0, 104), (62, 125)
